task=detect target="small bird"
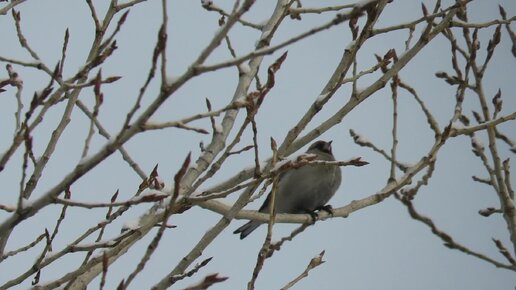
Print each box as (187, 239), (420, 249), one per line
(234, 140), (342, 239)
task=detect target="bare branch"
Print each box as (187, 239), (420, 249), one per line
(181, 273), (228, 290)
(281, 251), (325, 290)
(0, 0), (26, 15)
(399, 194), (516, 271)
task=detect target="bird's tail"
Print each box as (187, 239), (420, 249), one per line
(233, 220), (261, 239)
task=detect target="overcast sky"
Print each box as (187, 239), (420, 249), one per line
(0, 1), (515, 289)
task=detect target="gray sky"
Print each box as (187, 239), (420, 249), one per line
(0, 1), (515, 289)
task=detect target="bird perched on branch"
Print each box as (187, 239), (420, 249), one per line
(233, 140), (342, 239)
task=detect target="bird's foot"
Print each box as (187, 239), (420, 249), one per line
(315, 204), (334, 217)
(307, 211), (319, 224)
(305, 205), (334, 223)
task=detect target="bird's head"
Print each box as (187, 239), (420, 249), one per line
(308, 140), (333, 155)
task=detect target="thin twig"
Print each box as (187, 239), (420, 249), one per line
(280, 251), (325, 290)
(399, 193), (516, 271)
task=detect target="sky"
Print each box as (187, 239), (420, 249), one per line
(0, 0), (515, 289)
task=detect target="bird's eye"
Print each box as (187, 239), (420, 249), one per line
(319, 142), (332, 154)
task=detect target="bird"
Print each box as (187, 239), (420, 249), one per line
(233, 140), (342, 239)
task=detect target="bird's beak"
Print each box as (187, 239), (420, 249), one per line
(326, 140), (333, 153)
